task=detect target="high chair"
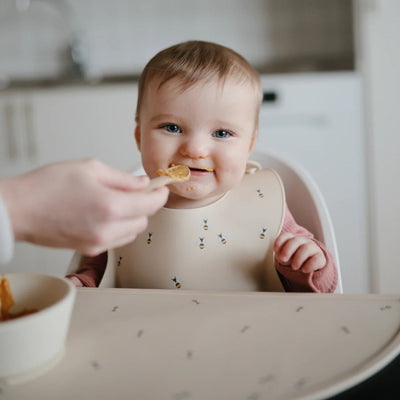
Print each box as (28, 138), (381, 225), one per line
(67, 150), (343, 293)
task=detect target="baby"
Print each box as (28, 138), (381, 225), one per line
(68, 41), (338, 292)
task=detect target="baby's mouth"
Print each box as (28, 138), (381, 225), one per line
(169, 164), (214, 173)
(189, 167), (214, 173)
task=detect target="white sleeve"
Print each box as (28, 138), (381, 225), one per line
(0, 194), (14, 264)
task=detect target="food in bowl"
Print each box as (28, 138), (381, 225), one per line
(0, 276), (37, 321)
(0, 273), (76, 384)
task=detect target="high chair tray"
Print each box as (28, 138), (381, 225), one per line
(3, 290), (400, 400)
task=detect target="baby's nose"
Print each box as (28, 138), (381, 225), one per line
(179, 136), (209, 159)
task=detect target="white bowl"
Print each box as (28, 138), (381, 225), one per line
(0, 273), (76, 384)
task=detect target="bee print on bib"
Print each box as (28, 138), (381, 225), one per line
(198, 238), (205, 249)
(218, 233), (227, 245)
(259, 228), (267, 239)
(202, 219), (209, 230)
(256, 189), (264, 198)
(146, 233), (153, 244)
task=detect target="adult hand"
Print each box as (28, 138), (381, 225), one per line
(0, 159), (168, 256)
(274, 232), (326, 273)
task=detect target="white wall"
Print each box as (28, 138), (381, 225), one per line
(354, 0), (400, 293)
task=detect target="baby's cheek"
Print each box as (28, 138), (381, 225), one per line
(220, 170), (245, 189)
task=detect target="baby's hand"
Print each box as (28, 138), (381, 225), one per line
(67, 276), (84, 287)
(274, 232), (326, 273)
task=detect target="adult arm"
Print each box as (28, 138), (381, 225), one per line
(0, 159), (168, 261)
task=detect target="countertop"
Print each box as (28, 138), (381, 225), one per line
(0, 57), (354, 92)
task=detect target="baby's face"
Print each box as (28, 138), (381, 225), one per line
(136, 76), (258, 208)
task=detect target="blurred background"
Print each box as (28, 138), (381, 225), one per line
(0, 0), (399, 294)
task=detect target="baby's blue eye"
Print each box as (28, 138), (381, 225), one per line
(214, 130), (231, 139)
(163, 124), (181, 134)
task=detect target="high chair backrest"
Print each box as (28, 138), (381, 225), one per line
(67, 150), (343, 293)
(250, 150), (343, 293)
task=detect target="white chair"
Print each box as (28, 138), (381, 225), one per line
(250, 150), (343, 293)
(67, 150), (343, 293)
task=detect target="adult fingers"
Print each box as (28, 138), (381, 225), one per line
(104, 186), (169, 220)
(79, 216), (149, 256)
(91, 159), (150, 191)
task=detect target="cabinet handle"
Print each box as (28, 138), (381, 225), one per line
(263, 91), (278, 103)
(4, 102), (17, 159)
(24, 101), (37, 159)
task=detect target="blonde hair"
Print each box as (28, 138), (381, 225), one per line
(135, 40), (263, 128)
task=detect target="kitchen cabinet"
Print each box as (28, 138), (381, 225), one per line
(0, 91), (35, 177)
(257, 71), (368, 294)
(29, 84), (141, 169)
(1, 84), (141, 175)
(0, 83), (141, 276)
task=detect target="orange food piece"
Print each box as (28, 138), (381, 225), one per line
(156, 165), (190, 181)
(0, 276), (14, 320)
(0, 276), (37, 322)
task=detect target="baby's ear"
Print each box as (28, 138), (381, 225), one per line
(134, 125), (141, 151)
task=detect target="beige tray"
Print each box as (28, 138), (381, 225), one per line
(2, 290), (400, 400)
